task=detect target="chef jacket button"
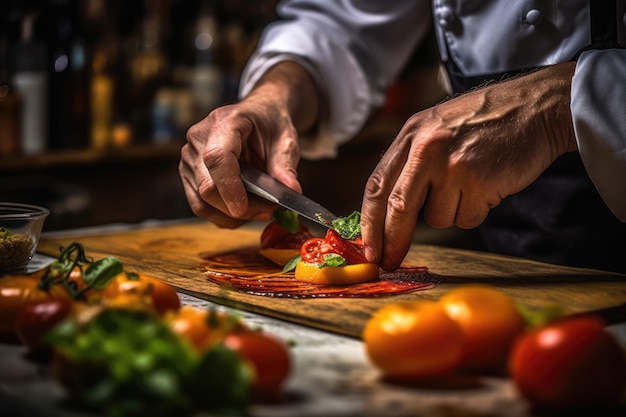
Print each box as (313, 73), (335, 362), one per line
(436, 6), (455, 28)
(524, 9), (543, 25)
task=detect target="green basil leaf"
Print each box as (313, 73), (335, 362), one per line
(319, 253), (347, 268)
(82, 256), (123, 290)
(282, 255), (302, 273)
(273, 207), (300, 234)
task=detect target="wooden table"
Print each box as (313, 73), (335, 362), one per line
(36, 219), (626, 338)
(2, 219), (626, 417)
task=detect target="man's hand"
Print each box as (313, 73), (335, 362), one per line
(361, 62), (578, 270)
(179, 61), (319, 228)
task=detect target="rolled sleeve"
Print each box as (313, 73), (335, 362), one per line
(571, 49), (626, 221)
(239, 0), (431, 159)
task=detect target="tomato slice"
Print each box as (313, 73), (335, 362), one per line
(300, 238), (334, 263)
(300, 229), (368, 265)
(324, 229), (368, 264)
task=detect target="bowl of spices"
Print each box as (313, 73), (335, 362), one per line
(0, 202), (50, 275)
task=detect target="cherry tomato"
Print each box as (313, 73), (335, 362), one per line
(363, 300), (464, 380)
(101, 272), (180, 315)
(439, 284), (525, 373)
(0, 275), (70, 341)
(509, 315), (626, 411)
(300, 229), (367, 265)
(223, 330), (291, 395)
(165, 306), (246, 351)
(15, 297), (74, 353)
(260, 221), (314, 249)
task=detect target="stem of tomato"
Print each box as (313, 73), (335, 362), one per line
(38, 242), (90, 299)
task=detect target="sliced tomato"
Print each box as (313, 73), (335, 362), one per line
(324, 229), (368, 264)
(300, 237), (334, 263)
(260, 221), (314, 249)
(300, 229), (368, 265)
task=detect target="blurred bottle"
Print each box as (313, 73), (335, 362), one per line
(47, 0), (90, 150)
(11, 12), (48, 155)
(90, 45), (114, 149)
(126, 0), (169, 142)
(83, 0), (120, 150)
(189, 8), (223, 121)
(0, 36), (22, 157)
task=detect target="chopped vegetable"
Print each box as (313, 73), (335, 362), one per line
(331, 211), (362, 240)
(47, 308), (252, 417)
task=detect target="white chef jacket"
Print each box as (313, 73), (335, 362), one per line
(239, 0), (626, 222)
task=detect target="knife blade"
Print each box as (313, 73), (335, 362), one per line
(240, 163), (337, 229)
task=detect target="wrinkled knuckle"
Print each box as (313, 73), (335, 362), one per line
(387, 192), (412, 218)
(196, 178), (216, 199)
(186, 123), (204, 143)
(364, 172), (387, 199)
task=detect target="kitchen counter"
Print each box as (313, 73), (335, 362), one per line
(1, 219), (626, 416)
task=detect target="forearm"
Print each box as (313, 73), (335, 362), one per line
(244, 60), (320, 136)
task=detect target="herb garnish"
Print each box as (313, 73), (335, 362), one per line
(331, 211), (362, 240)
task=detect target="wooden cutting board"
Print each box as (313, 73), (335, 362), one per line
(37, 220), (626, 338)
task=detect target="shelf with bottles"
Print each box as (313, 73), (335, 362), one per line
(0, 0), (279, 159)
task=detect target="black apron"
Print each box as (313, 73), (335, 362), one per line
(442, 1), (626, 273)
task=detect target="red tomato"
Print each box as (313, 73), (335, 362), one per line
(260, 221), (314, 249)
(101, 272), (180, 315)
(15, 297), (74, 353)
(300, 238), (333, 263)
(324, 229), (368, 264)
(300, 229), (368, 265)
(0, 275), (70, 342)
(223, 330), (291, 395)
(509, 315), (626, 411)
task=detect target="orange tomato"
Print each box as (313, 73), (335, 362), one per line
(165, 306), (246, 351)
(363, 300), (464, 380)
(101, 272), (181, 315)
(0, 275), (70, 341)
(439, 284), (525, 373)
(294, 261), (379, 285)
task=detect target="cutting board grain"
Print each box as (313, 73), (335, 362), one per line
(38, 221), (626, 338)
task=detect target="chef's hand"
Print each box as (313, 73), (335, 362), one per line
(179, 61), (319, 228)
(361, 62), (578, 271)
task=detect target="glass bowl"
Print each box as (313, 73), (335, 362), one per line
(0, 202), (50, 275)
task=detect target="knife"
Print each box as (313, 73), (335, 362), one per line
(240, 162), (337, 229)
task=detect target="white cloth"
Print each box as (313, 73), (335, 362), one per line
(239, 0), (626, 220)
